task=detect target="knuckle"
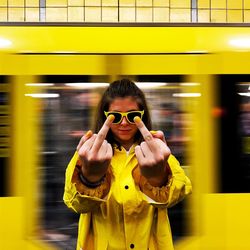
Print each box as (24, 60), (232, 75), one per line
(98, 132), (105, 140)
(88, 154), (97, 162)
(145, 134), (153, 141)
(162, 147), (171, 157)
(104, 155), (112, 162)
(155, 155), (165, 163)
(78, 148), (87, 158)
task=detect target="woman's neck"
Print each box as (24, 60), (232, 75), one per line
(121, 143), (134, 151)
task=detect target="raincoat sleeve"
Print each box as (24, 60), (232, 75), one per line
(63, 151), (111, 214)
(133, 154), (192, 208)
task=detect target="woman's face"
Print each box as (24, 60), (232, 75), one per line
(108, 96), (140, 150)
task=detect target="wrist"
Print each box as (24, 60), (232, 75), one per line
(78, 171), (106, 188)
(81, 166), (106, 182)
(143, 166), (171, 187)
(146, 175), (168, 187)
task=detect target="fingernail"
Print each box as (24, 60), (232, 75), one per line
(134, 116), (141, 123)
(150, 130), (157, 135)
(85, 130), (92, 137)
(108, 114), (115, 121)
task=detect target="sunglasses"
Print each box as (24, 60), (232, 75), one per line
(104, 110), (144, 124)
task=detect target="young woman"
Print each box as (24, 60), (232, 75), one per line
(63, 79), (192, 250)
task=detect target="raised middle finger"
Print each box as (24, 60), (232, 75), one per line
(91, 114), (114, 154)
(134, 116), (158, 152)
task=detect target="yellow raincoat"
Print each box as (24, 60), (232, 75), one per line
(63, 144), (192, 250)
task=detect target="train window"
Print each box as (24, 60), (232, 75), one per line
(40, 75), (108, 249)
(219, 75), (250, 193)
(0, 76), (10, 197)
(38, 75), (193, 248)
(0, 158), (7, 196)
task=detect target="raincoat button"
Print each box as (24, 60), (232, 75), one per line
(130, 243), (135, 248)
(125, 185), (129, 189)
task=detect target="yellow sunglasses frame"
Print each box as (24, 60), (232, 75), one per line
(104, 110), (144, 124)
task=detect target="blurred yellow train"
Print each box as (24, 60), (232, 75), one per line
(0, 24), (250, 250)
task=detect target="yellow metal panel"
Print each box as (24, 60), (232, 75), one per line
(120, 0), (135, 6)
(181, 74), (219, 240)
(0, 197), (24, 240)
(1, 54), (107, 75)
(137, 0), (152, 6)
(220, 52), (250, 73)
(8, 7), (24, 21)
(85, 7), (101, 21)
(198, 0), (209, 8)
(170, 0), (190, 8)
(202, 194), (250, 249)
(122, 55), (197, 75)
(46, 7), (67, 21)
(102, 0), (118, 6)
(11, 76), (42, 237)
(0, 8), (7, 21)
(9, 53), (250, 75)
(153, 7), (169, 22)
(68, 0), (83, 6)
(211, 9), (226, 22)
(227, 0), (242, 9)
(8, 0), (24, 6)
(170, 8), (191, 22)
(119, 7), (136, 21)
(68, 6), (84, 21)
(211, 0), (226, 9)
(137, 7), (153, 22)
(2, 26), (250, 54)
(26, 0), (39, 6)
(85, 0), (101, 6)
(245, 0), (250, 9)
(9, 76), (57, 250)
(102, 7), (118, 22)
(25, 7), (40, 22)
(153, 0), (169, 7)
(198, 9), (210, 22)
(244, 9), (250, 22)
(46, 0), (67, 7)
(227, 10), (243, 23)
(0, 0), (7, 6)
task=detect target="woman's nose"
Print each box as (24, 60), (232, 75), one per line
(120, 116), (129, 125)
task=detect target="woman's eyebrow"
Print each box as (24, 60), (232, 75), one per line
(110, 109), (139, 112)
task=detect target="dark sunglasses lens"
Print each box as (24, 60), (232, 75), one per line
(110, 113), (122, 123)
(127, 112), (141, 123)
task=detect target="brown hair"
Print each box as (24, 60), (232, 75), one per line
(94, 79), (152, 148)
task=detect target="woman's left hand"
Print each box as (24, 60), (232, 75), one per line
(134, 117), (171, 187)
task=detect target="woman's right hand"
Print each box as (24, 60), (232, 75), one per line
(76, 115), (114, 182)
